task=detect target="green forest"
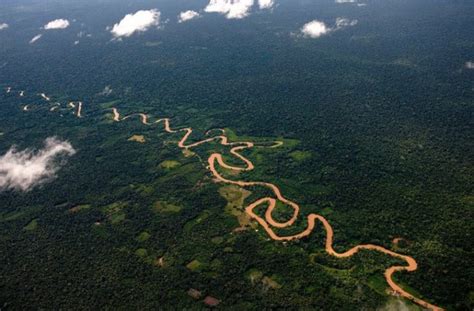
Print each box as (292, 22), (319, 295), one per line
(0, 0), (473, 310)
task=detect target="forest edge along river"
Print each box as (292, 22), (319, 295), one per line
(7, 88), (443, 310)
(111, 107), (442, 311)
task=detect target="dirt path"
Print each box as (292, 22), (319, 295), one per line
(49, 103), (61, 112)
(111, 108), (441, 310)
(77, 102), (82, 117)
(268, 140), (284, 148)
(40, 93), (51, 101)
(70, 101), (83, 117)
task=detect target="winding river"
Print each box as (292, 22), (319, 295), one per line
(4, 87), (442, 310)
(110, 108), (442, 311)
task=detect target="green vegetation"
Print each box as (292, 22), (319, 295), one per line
(210, 236), (224, 244)
(262, 276), (282, 290)
(219, 185), (253, 228)
(289, 150), (312, 161)
(368, 274), (388, 295)
(159, 160), (180, 169)
(186, 259), (203, 272)
(99, 100), (121, 109)
(136, 231), (151, 242)
(0, 211), (28, 222)
(0, 1), (472, 309)
(128, 135), (146, 143)
(153, 201), (182, 213)
(68, 204), (91, 213)
(135, 248), (148, 258)
(247, 269), (264, 285)
(109, 213), (126, 224)
(102, 202), (127, 224)
(23, 219), (38, 231)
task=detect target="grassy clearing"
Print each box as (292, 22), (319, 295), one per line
(135, 248), (148, 258)
(134, 184), (155, 196)
(0, 211), (27, 222)
(98, 100), (121, 109)
(219, 185), (250, 210)
(186, 259), (202, 271)
(368, 274), (388, 295)
(128, 135), (146, 143)
(110, 213), (126, 224)
(182, 149), (195, 158)
(262, 276), (282, 289)
(219, 185), (253, 227)
(0, 206), (41, 223)
(394, 278), (425, 303)
(246, 269), (264, 285)
(380, 297), (423, 311)
(136, 231), (151, 242)
(154, 201), (182, 213)
(460, 195), (474, 206)
(23, 219), (38, 231)
(368, 275), (424, 311)
(68, 204), (91, 213)
(159, 160), (180, 169)
(245, 269), (282, 289)
(289, 150), (312, 161)
(102, 202), (127, 224)
(211, 236), (224, 244)
(184, 210), (210, 233)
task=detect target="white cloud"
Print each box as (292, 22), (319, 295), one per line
(0, 23), (8, 30)
(204, 0), (274, 19)
(99, 85), (113, 96)
(258, 0), (274, 9)
(204, 0), (254, 19)
(29, 34), (42, 44)
(300, 20), (330, 38)
(44, 19), (70, 30)
(335, 17), (358, 28)
(335, 0), (367, 6)
(465, 61), (474, 69)
(300, 17), (358, 39)
(178, 10), (201, 23)
(0, 137), (76, 192)
(111, 9), (161, 38)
